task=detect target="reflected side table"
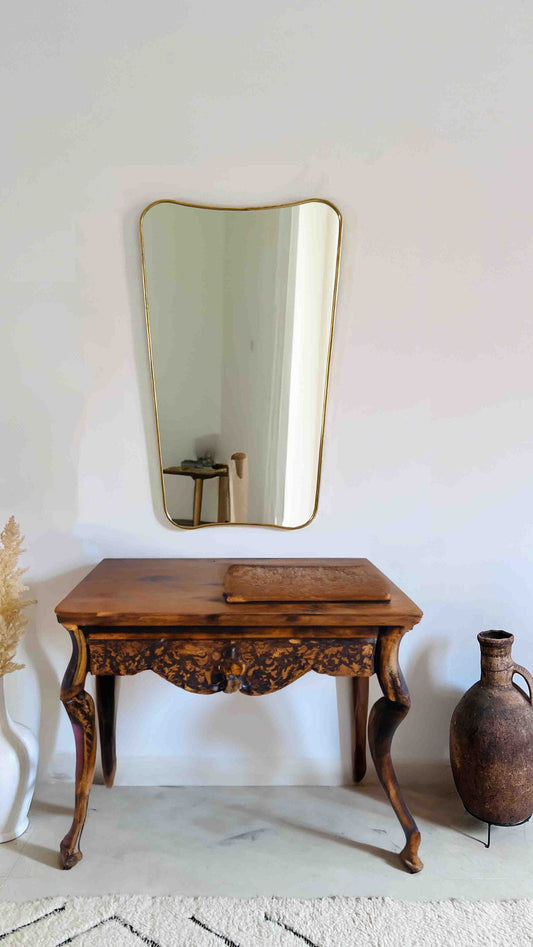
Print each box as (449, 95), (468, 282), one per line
(163, 465), (229, 526)
(55, 558), (424, 872)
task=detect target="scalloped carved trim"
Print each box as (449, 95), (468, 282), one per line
(88, 638), (375, 695)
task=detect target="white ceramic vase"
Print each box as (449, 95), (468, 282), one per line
(0, 675), (38, 842)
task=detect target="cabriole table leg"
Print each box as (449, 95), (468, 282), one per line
(59, 625), (96, 869)
(368, 626), (423, 873)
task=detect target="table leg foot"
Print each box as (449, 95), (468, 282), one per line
(60, 843), (83, 870)
(400, 832), (423, 873)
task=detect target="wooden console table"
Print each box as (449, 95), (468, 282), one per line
(55, 558), (423, 872)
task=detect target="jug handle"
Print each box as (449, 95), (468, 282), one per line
(512, 664), (533, 702)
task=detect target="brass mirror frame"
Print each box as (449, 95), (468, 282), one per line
(139, 197), (343, 530)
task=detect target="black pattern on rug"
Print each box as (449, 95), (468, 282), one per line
(0, 904), (66, 941)
(55, 915), (163, 946)
(189, 914), (242, 946)
(265, 913), (321, 946)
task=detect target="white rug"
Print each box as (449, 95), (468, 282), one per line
(0, 895), (531, 946)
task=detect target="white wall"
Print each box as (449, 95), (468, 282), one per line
(2, 0), (533, 785)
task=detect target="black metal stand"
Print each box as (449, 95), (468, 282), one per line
(464, 809), (531, 849)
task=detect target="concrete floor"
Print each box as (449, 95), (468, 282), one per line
(0, 779), (531, 902)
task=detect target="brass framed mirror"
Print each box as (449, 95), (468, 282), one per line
(140, 198), (342, 529)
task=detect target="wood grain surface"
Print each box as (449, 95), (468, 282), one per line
(55, 559), (422, 628)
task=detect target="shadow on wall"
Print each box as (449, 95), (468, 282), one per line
(335, 636), (464, 781)
(406, 637), (464, 762)
(24, 566), (92, 782)
(190, 686), (328, 786)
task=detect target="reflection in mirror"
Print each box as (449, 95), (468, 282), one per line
(140, 199), (342, 528)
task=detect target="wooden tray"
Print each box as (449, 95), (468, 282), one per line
(223, 562), (391, 603)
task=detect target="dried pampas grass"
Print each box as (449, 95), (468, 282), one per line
(0, 517), (35, 677)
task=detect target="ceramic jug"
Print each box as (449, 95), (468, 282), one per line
(450, 630), (533, 826)
(0, 676), (38, 842)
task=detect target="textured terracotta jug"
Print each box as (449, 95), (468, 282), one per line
(450, 630), (533, 826)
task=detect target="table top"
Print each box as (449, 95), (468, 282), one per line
(163, 466), (228, 479)
(55, 558), (423, 628)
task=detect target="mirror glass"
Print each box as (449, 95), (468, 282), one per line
(140, 199), (342, 528)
